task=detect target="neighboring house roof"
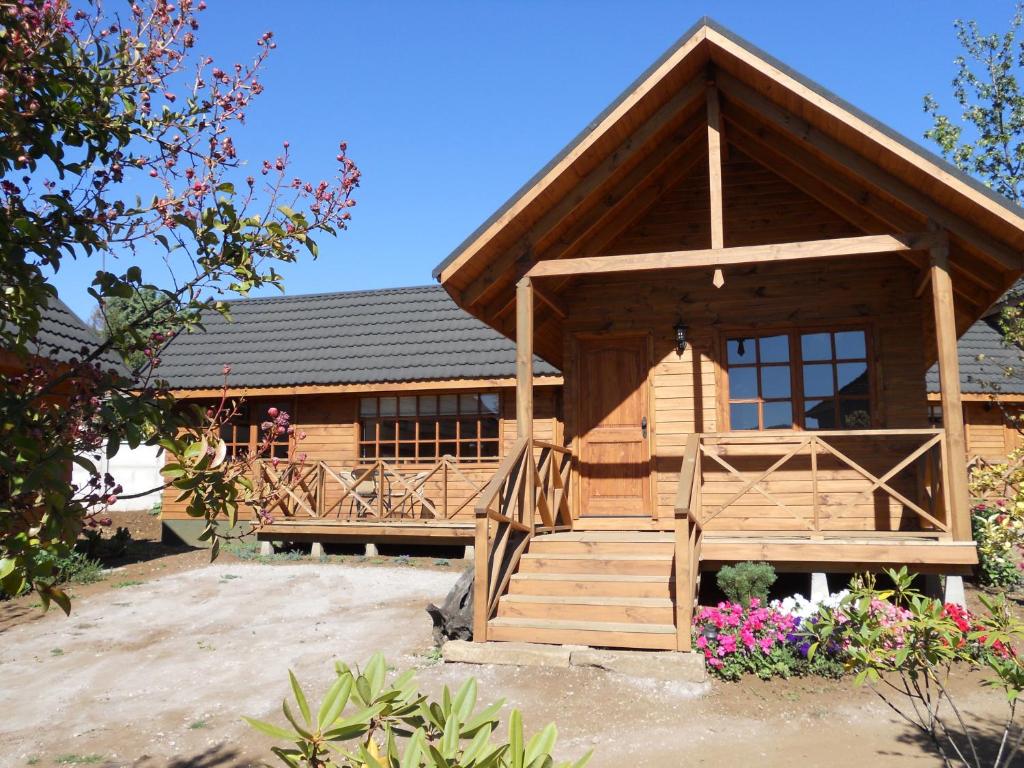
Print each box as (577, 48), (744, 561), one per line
(11, 297), (125, 372)
(154, 285), (561, 391)
(927, 318), (1024, 396)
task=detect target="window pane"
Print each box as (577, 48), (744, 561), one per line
(840, 399), (871, 428)
(803, 364), (835, 396)
(398, 442), (416, 459)
(399, 396), (417, 416)
(439, 395), (458, 415)
(271, 443), (288, 459)
(361, 422), (376, 441)
(379, 397), (397, 417)
(480, 393), (499, 414)
(760, 366), (791, 398)
(419, 396), (438, 415)
(419, 419), (438, 441)
(439, 420), (456, 440)
(460, 441), (479, 459)
(730, 402), (759, 430)
(727, 337), (755, 364)
(835, 330), (866, 359)
(801, 332), (831, 361)
(460, 393), (479, 413)
(359, 398), (376, 417)
(804, 400), (835, 430)
(378, 421), (396, 441)
(360, 443), (376, 460)
(419, 441), (437, 459)
(439, 441), (457, 458)
(837, 362), (868, 395)
(759, 335), (789, 363)
(480, 418), (499, 439)
(480, 440), (499, 458)
(763, 400), (793, 430)
(398, 421), (416, 441)
(457, 419), (478, 440)
(729, 367), (757, 399)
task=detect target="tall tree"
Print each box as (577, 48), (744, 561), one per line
(0, 0), (359, 610)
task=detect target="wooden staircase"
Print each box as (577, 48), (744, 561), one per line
(486, 531), (679, 650)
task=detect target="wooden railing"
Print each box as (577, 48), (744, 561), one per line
(472, 437), (575, 641)
(257, 456), (488, 522)
(696, 429), (950, 535)
(673, 433), (703, 652)
(968, 453), (1024, 503)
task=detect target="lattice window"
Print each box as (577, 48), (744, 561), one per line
(725, 328), (872, 431)
(358, 392), (500, 462)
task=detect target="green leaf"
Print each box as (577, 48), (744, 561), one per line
(288, 670), (311, 725)
(242, 716), (298, 741)
(0, 558), (15, 581)
(510, 709), (524, 768)
(401, 728), (426, 768)
(453, 676), (477, 723)
(317, 673), (353, 728)
(525, 723), (557, 765)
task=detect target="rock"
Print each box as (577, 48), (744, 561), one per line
(426, 565), (474, 645)
(569, 648), (707, 683)
(442, 639), (574, 668)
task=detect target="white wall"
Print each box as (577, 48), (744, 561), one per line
(73, 442), (163, 512)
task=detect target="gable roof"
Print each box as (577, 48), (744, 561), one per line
(432, 17), (1024, 362)
(154, 285), (560, 391)
(927, 317), (1024, 396)
(434, 18), (1024, 284)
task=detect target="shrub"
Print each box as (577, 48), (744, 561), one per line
(801, 567), (1023, 768)
(972, 501), (1022, 589)
(247, 653), (592, 768)
(53, 551), (105, 585)
(715, 561), (776, 607)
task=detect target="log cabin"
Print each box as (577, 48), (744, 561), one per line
(431, 18), (1024, 651)
(927, 315), (1024, 462)
(154, 285), (563, 549)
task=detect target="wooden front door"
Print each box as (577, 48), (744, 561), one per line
(577, 335), (652, 517)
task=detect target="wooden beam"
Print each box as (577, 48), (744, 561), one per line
(716, 71), (1023, 273)
(707, 83), (724, 250)
(460, 78), (707, 309)
(516, 278), (534, 440)
(930, 228), (971, 541)
(532, 282), (567, 319)
(525, 233), (939, 279)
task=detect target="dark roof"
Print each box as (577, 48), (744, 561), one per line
(155, 285), (561, 390)
(927, 318), (1024, 395)
(433, 17), (1023, 280)
(18, 297), (125, 372)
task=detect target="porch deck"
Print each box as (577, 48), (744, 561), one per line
(256, 518), (473, 546)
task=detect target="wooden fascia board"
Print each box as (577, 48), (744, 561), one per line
(927, 391), (1024, 403)
(705, 27), (1024, 248)
(436, 27), (710, 286)
(168, 375), (565, 400)
(524, 233), (939, 280)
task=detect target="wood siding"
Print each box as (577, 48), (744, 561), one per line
(964, 401), (1022, 460)
(162, 386), (561, 523)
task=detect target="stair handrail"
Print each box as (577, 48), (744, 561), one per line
(673, 433), (703, 652)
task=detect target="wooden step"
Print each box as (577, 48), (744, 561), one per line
(538, 531), (675, 543)
(496, 594), (673, 623)
(487, 617), (677, 650)
(508, 572), (674, 598)
(517, 553), (673, 576)
(528, 539), (675, 556)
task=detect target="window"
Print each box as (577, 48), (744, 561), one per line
(359, 393), (500, 462)
(725, 328), (871, 431)
(214, 400), (293, 459)
(928, 404), (943, 429)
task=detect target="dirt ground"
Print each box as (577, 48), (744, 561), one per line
(0, 515), (1018, 768)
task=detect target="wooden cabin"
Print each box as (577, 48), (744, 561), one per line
(155, 286), (563, 548)
(927, 316), (1024, 462)
(432, 19), (1024, 651)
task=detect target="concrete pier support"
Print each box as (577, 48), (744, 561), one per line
(364, 542), (379, 557)
(310, 541), (325, 559)
(943, 575), (966, 607)
(810, 572), (829, 603)
(259, 541), (274, 556)
(464, 545), (475, 560)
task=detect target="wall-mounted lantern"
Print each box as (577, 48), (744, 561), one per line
(674, 319), (689, 355)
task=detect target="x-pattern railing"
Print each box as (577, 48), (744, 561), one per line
(697, 429), (949, 534)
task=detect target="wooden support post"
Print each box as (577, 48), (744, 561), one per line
(929, 229), (970, 540)
(516, 277), (536, 527)
(473, 519), (488, 642)
(706, 82), (725, 288)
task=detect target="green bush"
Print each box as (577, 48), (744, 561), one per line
(248, 653), (592, 768)
(972, 504), (1021, 589)
(715, 561), (776, 607)
(53, 551), (106, 585)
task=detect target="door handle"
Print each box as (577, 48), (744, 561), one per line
(641, 416), (648, 438)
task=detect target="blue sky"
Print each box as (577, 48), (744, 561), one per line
(53, 1), (1019, 320)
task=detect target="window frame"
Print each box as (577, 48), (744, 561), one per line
(213, 397), (296, 460)
(719, 323), (876, 432)
(356, 391), (503, 466)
